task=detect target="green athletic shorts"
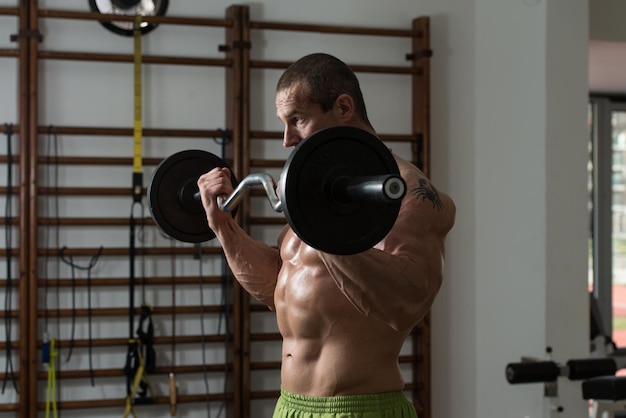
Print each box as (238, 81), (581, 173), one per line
(272, 388), (418, 418)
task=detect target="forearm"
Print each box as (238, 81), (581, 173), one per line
(318, 246), (442, 333)
(214, 219), (281, 309)
(196, 167), (281, 308)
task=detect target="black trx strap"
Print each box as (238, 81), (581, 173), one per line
(136, 304), (155, 376)
(59, 246), (103, 386)
(2, 123), (17, 394)
(124, 17), (155, 416)
(126, 202), (153, 403)
(124, 304), (156, 381)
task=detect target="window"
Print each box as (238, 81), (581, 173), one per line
(589, 96), (626, 350)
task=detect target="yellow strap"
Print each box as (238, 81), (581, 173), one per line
(123, 397), (138, 418)
(123, 363), (144, 418)
(45, 339), (58, 418)
(133, 14), (143, 177)
(131, 14), (144, 205)
(123, 338), (154, 418)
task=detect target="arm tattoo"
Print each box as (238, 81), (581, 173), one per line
(411, 178), (443, 210)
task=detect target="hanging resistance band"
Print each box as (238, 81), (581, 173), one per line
(59, 246), (103, 385)
(44, 336), (58, 418)
(2, 123), (17, 394)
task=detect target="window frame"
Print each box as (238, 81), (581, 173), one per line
(590, 95), (626, 339)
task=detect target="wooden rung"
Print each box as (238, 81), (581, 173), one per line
(0, 7), (18, 16)
(35, 334), (229, 350)
(248, 130), (419, 143)
(37, 156), (164, 166)
(249, 20), (415, 38)
(37, 304), (231, 318)
(36, 392), (234, 411)
(36, 363), (232, 381)
(39, 9), (233, 28)
(38, 187), (137, 196)
(40, 50), (231, 67)
(0, 402), (18, 412)
(249, 333), (282, 341)
(37, 246), (224, 257)
(38, 125), (229, 138)
(37, 275), (225, 287)
(39, 217), (153, 226)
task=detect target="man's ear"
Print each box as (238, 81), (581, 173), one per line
(334, 94), (355, 121)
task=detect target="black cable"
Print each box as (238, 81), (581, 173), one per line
(197, 244), (212, 418)
(212, 129), (230, 146)
(216, 135), (232, 418)
(60, 246), (76, 362)
(1, 123), (18, 394)
(59, 246), (103, 386)
(216, 256), (232, 418)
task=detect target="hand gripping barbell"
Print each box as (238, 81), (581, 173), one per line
(148, 126), (407, 255)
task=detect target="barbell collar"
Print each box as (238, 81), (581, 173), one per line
(332, 174), (406, 205)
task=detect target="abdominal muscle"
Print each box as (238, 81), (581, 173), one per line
(275, 230), (406, 397)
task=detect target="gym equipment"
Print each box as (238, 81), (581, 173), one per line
(88, 0), (169, 36)
(149, 150), (239, 244)
(506, 354), (626, 416)
(148, 126), (407, 255)
(506, 358), (618, 384)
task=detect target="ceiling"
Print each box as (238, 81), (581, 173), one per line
(589, 40), (626, 94)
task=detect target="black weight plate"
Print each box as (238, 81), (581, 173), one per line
(88, 0), (169, 37)
(280, 126), (402, 255)
(148, 149), (237, 243)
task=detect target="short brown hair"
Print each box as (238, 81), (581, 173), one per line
(276, 53), (372, 127)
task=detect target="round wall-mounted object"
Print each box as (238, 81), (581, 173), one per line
(88, 0), (169, 36)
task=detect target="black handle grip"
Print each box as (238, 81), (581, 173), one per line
(566, 358), (617, 380)
(506, 361), (560, 384)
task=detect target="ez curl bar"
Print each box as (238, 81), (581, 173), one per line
(148, 126), (407, 255)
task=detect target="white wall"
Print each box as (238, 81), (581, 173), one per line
(0, 1), (591, 418)
(469, 1), (589, 417)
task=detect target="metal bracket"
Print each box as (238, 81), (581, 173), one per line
(405, 49), (433, 61)
(414, 133), (424, 171)
(218, 41), (252, 52)
(10, 29), (43, 43)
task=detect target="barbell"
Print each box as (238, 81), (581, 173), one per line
(148, 126), (407, 255)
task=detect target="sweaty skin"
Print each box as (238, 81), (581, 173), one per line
(197, 82), (456, 397)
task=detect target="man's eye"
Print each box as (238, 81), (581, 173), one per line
(292, 117), (303, 125)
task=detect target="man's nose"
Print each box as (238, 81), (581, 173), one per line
(282, 128), (300, 148)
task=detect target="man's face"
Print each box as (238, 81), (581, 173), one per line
(275, 82), (340, 148)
